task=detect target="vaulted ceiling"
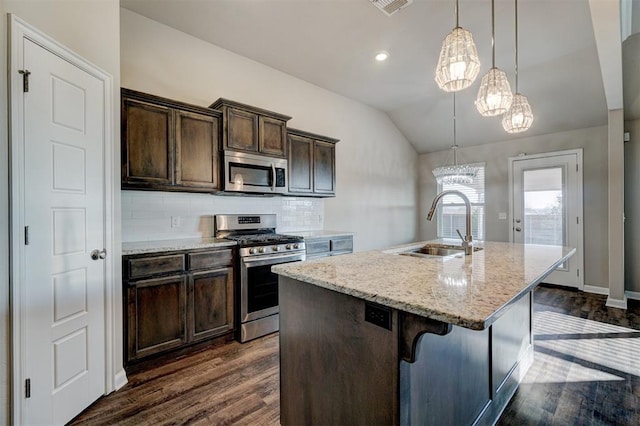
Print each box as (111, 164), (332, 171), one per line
(120, 0), (608, 153)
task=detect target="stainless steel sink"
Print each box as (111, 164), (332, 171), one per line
(397, 243), (482, 258)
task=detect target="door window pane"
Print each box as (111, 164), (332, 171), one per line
(523, 167), (564, 246)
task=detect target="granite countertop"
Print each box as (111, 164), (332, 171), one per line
(122, 237), (237, 255)
(286, 230), (354, 239)
(273, 239), (575, 330)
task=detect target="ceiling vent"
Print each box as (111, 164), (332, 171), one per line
(370, 0), (413, 17)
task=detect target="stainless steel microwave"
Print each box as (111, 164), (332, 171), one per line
(223, 151), (288, 194)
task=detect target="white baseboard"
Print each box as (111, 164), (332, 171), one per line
(583, 285), (609, 295)
(114, 368), (128, 391)
(626, 290), (640, 301)
(606, 295), (628, 309)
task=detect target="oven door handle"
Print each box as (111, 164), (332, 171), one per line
(271, 163), (276, 192)
(242, 252), (305, 267)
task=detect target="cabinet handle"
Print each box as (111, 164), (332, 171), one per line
(271, 164), (276, 192)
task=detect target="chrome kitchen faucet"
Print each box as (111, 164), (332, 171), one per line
(427, 190), (474, 256)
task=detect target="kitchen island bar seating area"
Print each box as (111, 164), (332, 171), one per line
(273, 240), (575, 425)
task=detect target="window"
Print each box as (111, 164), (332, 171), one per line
(437, 164), (485, 240)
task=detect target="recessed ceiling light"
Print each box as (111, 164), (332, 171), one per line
(375, 52), (389, 62)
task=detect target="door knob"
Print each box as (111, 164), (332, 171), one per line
(515, 227), (522, 232)
(515, 219), (521, 223)
(91, 249), (107, 260)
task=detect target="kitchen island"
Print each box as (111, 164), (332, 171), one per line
(272, 240), (575, 425)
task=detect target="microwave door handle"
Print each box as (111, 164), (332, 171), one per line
(271, 164), (276, 192)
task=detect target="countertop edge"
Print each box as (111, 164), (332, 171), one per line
(274, 243), (577, 331)
(122, 239), (237, 256)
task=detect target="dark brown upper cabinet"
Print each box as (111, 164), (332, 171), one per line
(121, 88), (222, 192)
(210, 98), (291, 158)
(287, 128), (339, 197)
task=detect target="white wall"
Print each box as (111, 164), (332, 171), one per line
(419, 126), (610, 290)
(122, 191), (324, 242)
(0, 2), (8, 424)
(120, 8), (418, 252)
(625, 118), (640, 293)
(2, 1), (121, 421)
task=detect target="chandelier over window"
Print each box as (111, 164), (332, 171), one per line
(432, 93), (479, 185)
(476, 0), (512, 116)
(502, 0), (533, 133)
(434, 0), (481, 92)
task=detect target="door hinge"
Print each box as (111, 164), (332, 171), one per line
(18, 69), (31, 93)
(576, 164), (579, 172)
(24, 226), (29, 245)
(577, 269), (580, 277)
(577, 216), (579, 225)
(25, 378), (31, 398)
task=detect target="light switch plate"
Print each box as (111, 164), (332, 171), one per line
(171, 216), (181, 228)
(498, 212), (507, 220)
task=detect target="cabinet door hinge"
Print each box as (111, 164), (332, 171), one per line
(25, 378), (31, 398)
(18, 69), (31, 93)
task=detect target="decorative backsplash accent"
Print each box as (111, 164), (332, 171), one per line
(121, 190), (324, 242)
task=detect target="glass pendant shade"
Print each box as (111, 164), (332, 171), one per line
(432, 160), (479, 185)
(435, 27), (481, 92)
(475, 67), (513, 116)
(502, 93), (533, 133)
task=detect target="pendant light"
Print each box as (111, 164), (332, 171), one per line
(475, 0), (513, 116)
(502, 0), (533, 133)
(432, 93), (479, 185)
(435, 0), (481, 92)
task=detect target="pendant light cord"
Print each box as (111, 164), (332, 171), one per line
(453, 92), (458, 165)
(455, 0), (459, 27)
(491, 0), (496, 67)
(514, 0), (519, 92)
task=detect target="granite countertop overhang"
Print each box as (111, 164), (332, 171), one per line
(272, 239), (576, 330)
(122, 237), (237, 255)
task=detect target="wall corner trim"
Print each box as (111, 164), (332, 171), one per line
(625, 290), (640, 301)
(605, 295), (628, 309)
(114, 369), (128, 391)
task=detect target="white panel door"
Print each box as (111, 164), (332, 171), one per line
(511, 152), (583, 288)
(22, 38), (106, 425)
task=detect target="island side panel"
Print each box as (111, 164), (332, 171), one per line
(279, 277), (399, 426)
(491, 292), (533, 395)
(399, 325), (490, 425)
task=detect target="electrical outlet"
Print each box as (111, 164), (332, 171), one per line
(171, 216), (181, 228)
(498, 212), (507, 220)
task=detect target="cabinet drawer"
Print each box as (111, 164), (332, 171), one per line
(306, 239), (330, 255)
(330, 237), (353, 253)
(188, 249), (233, 271)
(127, 254), (185, 279)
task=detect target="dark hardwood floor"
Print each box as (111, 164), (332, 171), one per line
(71, 285), (640, 425)
(499, 285), (640, 425)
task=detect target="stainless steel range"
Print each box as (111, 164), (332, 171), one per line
(215, 214), (305, 342)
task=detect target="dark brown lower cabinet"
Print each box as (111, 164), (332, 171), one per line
(189, 267), (234, 343)
(127, 275), (188, 361)
(124, 247), (235, 365)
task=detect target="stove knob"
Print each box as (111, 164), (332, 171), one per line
(272, 246), (280, 251)
(293, 243), (299, 249)
(258, 247), (265, 253)
(285, 244), (292, 250)
(249, 248), (257, 254)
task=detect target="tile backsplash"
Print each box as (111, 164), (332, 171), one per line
(121, 190), (324, 242)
